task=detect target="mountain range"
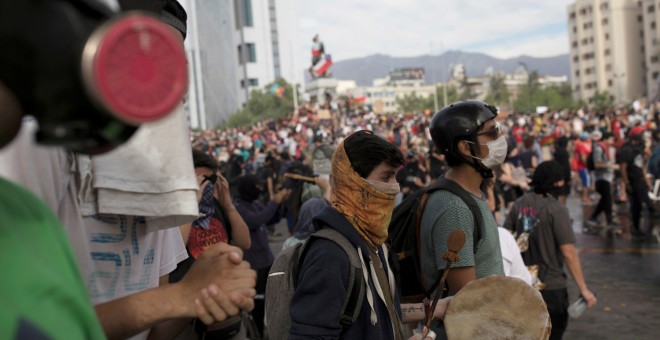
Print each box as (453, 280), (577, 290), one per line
(318, 50), (570, 86)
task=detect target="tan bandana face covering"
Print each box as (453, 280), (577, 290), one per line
(331, 142), (399, 247)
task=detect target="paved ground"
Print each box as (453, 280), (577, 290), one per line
(563, 195), (660, 339)
(267, 193), (660, 339)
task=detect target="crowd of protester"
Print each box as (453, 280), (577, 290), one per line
(193, 103), (660, 241)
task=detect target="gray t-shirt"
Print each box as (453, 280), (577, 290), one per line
(592, 143), (614, 182)
(503, 193), (575, 290)
(420, 190), (504, 292)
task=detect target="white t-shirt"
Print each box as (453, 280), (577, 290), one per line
(0, 119), (188, 340)
(497, 227), (532, 285)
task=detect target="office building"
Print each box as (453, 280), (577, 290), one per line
(567, 0), (645, 105)
(182, 0), (300, 129)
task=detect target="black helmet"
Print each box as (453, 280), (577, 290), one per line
(430, 100), (498, 155)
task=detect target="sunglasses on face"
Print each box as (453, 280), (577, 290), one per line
(476, 122), (502, 139)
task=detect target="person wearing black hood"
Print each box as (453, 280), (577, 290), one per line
(553, 136), (571, 205)
(503, 161), (597, 340)
(234, 175), (290, 336)
(618, 127), (654, 239)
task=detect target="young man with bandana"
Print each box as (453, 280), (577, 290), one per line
(289, 131), (425, 339)
(503, 161), (597, 340)
(421, 100), (506, 337)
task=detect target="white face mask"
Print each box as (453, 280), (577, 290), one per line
(468, 135), (508, 169)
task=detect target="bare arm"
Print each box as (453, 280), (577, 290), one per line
(400, 298), (451, 324)
(620, 162), (629, 189)
(267, 176), (274, 199)
(560, 244), (597, 307)
(179, 223), (192, 244)
(216, 174), (251, 250)
(95, 244), (256, 340)
(446, 267), (477, 295)
(145, 276), (192, 340)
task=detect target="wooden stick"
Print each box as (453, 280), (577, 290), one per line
(283, 173), (317, 183)
(425, 230), (466, 330)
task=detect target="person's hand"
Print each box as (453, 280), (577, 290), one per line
(178, 243), (256, 320)
(194, 283), (255, 325)
(271, 188), (291, 204)
(197, 177), (210, 203)
(409, 327), (436, 340)
(215, 173), (233, 209)
(581, 289), (597, 308)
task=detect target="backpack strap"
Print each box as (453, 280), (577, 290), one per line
(425, 177), (483, 254)
(418, 177), (484, 296)
(296, 228), (366, 335)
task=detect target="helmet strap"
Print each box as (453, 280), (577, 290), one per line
(466, 138), (494, 179)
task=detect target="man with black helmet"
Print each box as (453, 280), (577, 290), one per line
(420, 100), (505, 336)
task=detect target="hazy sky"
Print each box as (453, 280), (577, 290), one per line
(297, 0), (575, 62)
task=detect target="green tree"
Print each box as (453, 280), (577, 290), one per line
(223, 78), (299, 128)
(484, 74), (509, 105)
(430, 85), (462, 109)
(396, 91), (431, 113)
(513, 71), (541, 113)
(535, 83), (578, 110)
(591, 90), (615, 111)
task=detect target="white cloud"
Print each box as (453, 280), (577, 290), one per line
(295, 0), (575, 62)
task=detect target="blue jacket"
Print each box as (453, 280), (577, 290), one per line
(235, 199), (280, 269)
(288, 207), (402, 340)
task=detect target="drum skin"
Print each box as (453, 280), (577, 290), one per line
(444, 276), (551, 340)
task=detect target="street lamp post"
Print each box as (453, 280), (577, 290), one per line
(519, 61), (532, 113)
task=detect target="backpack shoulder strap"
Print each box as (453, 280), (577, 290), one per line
(298, 228), (366, 333)
(427, 177), (483, 254)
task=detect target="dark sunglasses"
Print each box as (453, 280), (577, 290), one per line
(476, 122), (502, 139)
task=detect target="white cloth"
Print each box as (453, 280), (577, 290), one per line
(0, 119), (188, 340)
(79, 105), (199, 232)
(497, 227), (532, 285)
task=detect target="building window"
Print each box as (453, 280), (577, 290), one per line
(237, 43), (257, 64)
(606, 64), (612, 71)
(570, 12), (576, 19)
(654, 71), (660, 80)
(604, 49), (611, 56)
(601, 2), (608, 11)
(575, 84), (581, 91)
(652, 56), (660, 63)
(605, 33), (610, 40)
(234, 0), (254, 28)
(585, 68), (592, 75)
(573, 56), (579, 62)
(572, 41), (578, 48)
(638, 15), (643, 22)
(240, 78), (259, 88)
(608, 79), (613, 87)
(573, 26), (577, 33)
(575, 70), (580, 77)
(602, 17), (608, 25)
(652, 21), (657, 29)
(649, 4), (655, 13)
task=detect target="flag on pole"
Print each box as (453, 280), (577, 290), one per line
(270, 83), (285, 97)
(313, 54), (333, 77)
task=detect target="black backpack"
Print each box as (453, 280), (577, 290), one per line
(388, 177), (483, 303)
